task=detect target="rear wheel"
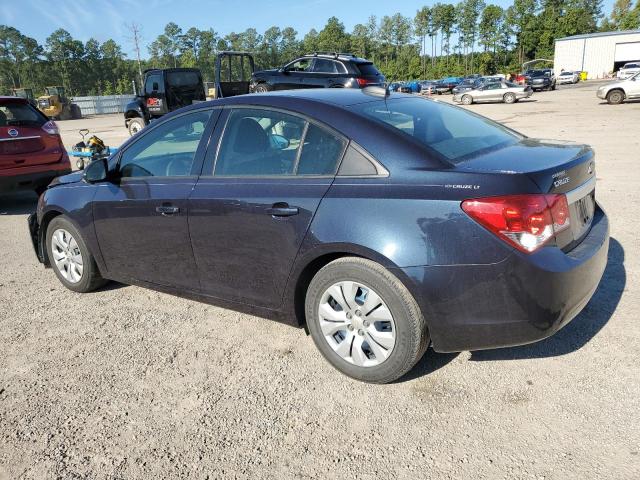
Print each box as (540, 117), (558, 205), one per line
(305, 257), (429, 384)
(128, 117), (145, 136)
(254, 83), (272, 93)
(46, 216), (107, 293)
(59, 105), (72, 121)
(503, 92), (516, 104)
(606, 89), (625, 105)
(461, 94), (473, 105)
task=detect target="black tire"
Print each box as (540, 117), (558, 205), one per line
(59, 104), (72, 121)
(46, 216), (107, 293)
(305, 257), (430, 384)
(606, 89), (625, 105)
(254, 83), (272, 93)
(461, 94), (473, 105)
(128, 117), (145, 136)
(503, 92), (516, 104)
(70, 104), (82, 119)
(551, 83), (556, 91)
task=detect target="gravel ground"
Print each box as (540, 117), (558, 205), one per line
(0, 82), (638, 479)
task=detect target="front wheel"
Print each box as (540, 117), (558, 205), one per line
(606, 90), (624, 105)
(503, 92), (516, 104)
(128, 117), (145, 136)
(254, 83), (272, 93)
(305, 257), (429, 384)
(461, 94), (473, 105)
(46, 216), (107, 293)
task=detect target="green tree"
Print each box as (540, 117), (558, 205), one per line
(317, 17), (351, 53)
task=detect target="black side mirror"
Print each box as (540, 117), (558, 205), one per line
(83, 157), (109, 183)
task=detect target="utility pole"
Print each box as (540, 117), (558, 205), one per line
(125, 23), (144, 89)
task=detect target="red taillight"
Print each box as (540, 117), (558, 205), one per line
(461, 194), (570, 253)
(42, 120), (59, 135)
(356, 77), (372, 87)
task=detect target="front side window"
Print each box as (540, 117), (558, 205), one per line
(214, 108), (346, 176)
(119, 109), (212, 177)
(352, 98), (521, 163)
(286, 58), (313, 72)
(145, 74), (163, 95)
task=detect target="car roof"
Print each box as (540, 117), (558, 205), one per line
(0, 96), (28, 105)
(122, 89), (451, 173)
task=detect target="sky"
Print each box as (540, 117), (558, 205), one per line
(0, 0), (618, 59)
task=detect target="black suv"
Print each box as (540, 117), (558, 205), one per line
(525, 69), (556, 91)
(250, 53), (384, 92)
(124, 68), (206, 135)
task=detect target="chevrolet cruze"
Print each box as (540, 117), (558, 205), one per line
(28, 89), (609, 383)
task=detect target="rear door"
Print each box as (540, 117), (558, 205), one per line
(0, 101), (62, 170)
(305, 58), (345, 88)
(92, 108), (217, 288)
(188, 106), (347, 308)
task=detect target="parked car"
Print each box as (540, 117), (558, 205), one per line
(432, 77), (461, 94)
(526, 69), (556, 91)
(124, 68), (206, 136)
(387, 82), (404, 92)
(417, 80), (438, 94)
(250, 53), (385, 92)
(616, 62), (640, 80)
(453, 81), (533, 105)
(0, 96), (70, 195)
(451, 78), (477, 95)
(557, 71), (580, 84)
(597, 72), (640, 104)
(28, 89), (608, 384)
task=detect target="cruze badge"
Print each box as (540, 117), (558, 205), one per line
(8, 128), (18, 137)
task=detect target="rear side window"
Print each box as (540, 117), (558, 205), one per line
(214, 108), (346, 177)
(297, 124), (346, 175)
(0, 102), (47, 127)
(352, 98), (521, 163)
(313, 59), (339, 73)
(145, 74), (164, 95)
(167, 71), (201, 87)
(356, 63), (380, 76)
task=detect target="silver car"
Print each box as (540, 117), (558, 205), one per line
(558, 71), (580, 84)
(453, 81), (533, 105)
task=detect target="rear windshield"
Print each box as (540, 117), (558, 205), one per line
(352, 97), (521, 163)
(166, 71), (201, 87)
(357, 63), (380, 76)
(0, 102), (47, 127)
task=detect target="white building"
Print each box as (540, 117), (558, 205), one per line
(554, 30), (640, 79)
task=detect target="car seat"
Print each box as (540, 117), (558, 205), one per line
(0, 110), (7, 127)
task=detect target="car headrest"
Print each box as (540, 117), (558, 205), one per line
(233, 117), (268, 154)
(0, 110), (6, 126)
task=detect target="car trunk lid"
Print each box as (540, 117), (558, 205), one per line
(457, 138), (597, 250)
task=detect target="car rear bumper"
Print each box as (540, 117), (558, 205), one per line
(0, 167), (71, 193)
(397, 204), (609, 352)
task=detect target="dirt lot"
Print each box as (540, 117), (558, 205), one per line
(1, 83), (639, 479)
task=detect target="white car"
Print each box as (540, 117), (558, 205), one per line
(617, 62), (640, 80)
(597, 72), (640, 104)
(558, 71), (580, 84)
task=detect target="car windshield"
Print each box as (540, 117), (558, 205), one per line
(0, 102), (47, 127)
(352, 97), (522, 163)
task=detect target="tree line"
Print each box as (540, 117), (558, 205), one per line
(1, 0), (638, 97)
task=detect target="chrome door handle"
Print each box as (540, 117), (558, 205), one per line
(156, 205), (180, 215)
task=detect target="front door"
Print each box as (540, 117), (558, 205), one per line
(189, 107), (347, 308)
(92, 108), (216, 288)
(277, 58), (314, 90)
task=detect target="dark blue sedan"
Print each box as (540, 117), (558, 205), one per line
(28, 88), (609, 383)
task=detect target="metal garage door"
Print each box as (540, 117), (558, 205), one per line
(615, 42), (640, 62)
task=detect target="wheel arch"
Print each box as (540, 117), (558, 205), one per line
(39, 209), (65, 267)
(286, 244), (428, 331)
